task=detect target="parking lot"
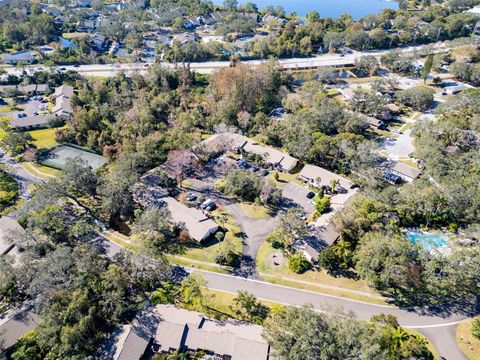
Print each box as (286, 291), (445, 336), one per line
(4, 97), (50, 120)
(281, 182), (315, 213)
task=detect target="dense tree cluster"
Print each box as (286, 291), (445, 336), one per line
(263, 306), (433, 360)
(0, 172), (172, 358)
(0, 168), (19, 210)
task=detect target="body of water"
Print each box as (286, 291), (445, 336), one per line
(214, 0), (399, 19)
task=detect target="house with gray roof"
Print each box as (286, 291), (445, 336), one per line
(134, 172), (218, 243)
(10, 114), (56, 130)
(299, 164), (357, 206)
(0, 306), (40, 353)
(391, 162), (422, 183)
(0, 217), (27, 258)
(1, 50), (35, 64)
(100, 305), (270, 360)
(51, 84), (74, 117)
(201, 133), (299, 172)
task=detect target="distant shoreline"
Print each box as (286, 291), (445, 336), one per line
(211, 0), (400, 19)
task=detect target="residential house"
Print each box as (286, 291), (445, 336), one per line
(134, 172), (218, 243)
(184, 17), (200, 30)
(70, 0), (92, 8)
(162, 197), (218, 243)
(18, 83), (49, 95)
(1, 50), (36, 64)
(0, 306), (40, 353)
(292, 235), (327, 263)
(99, 305), (270, 360)
(391, 162), (422, 183)
(262, 15), (288, 26)
(243, 12), (260, 22)
(299, 164), (356, 206)
(360, 113), (386, 129)
(10, 114), (56, 130)
(201, 132), (299, 172)
(209, 12), (224, 23)
(42, 6), (62, 17)
(383, 171), (402, 185)
(50, 84), (74, 117)
(0, 217), (26, 257)
(174, 33), (198, 45)
(90, 33), (107, 51)
(77, 19), (96, 32)
(82, 8), (99, 19)
(0, 83), (48, 96)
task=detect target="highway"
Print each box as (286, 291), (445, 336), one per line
(2, 40), (454, 76)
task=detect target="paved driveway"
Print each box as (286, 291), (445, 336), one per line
(383, 128), (416, 159)
(280, 182), (314, 213)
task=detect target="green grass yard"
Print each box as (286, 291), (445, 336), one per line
(0, 116), (10, 140)
(238, 203), (269, 219)
(28, 127), (62, 149)
(456, 319), (480, 360)
(256, 241), (388, 305)
(21, 162), (61, 179)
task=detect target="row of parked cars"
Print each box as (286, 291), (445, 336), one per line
(236, 158), (270, 176)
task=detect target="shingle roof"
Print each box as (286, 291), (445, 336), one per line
(2, 51), (35, 63)
(162, 197), (218, 242)
(202, 133), (299, 171)
(0, 307), (40, 350)
(153, 305), (269, 360)
(0, 217), (26, 255)
(299, 164), (353, 191)
(10, 114), (55, 129)
(53, 84), (74, 99)
(392, 162), (422, 181)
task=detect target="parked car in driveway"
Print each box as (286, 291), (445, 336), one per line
(205, 203), (216, 211)
(186, 192), (197, 201)
(306, 191), (315, 199)
(200, 198), (215, 210)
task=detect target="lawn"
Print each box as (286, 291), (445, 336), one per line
(238, 203), (269, 219)
(373, 129), (399, 138)
(102, 230), (141, 252)
(21, 162), (62, 179)
(256, 241), (388, 305)
(190, 289), (279, 321)
(399, 158), (419, 168)
(28, 127), (61, 149)
(0, 116), (10, 140)
(62, 32), (90, 39)
(268, 170), (304, 187)
(456, 319), (480, 360)
(399, 121), (413, 133)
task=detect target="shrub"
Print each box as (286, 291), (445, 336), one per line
(315, 196), (330, 216)
(288, 253), (311, 274)
(472, 317), (480, 339)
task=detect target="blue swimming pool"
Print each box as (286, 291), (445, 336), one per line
(238, 36), (253, 42)
(406, 233), (448, 252)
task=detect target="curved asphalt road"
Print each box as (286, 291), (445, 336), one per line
(191, 268), (470, 360)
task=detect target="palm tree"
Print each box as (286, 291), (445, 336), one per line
(391, 326), (410, 350)
(332, 239), (352, 269)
